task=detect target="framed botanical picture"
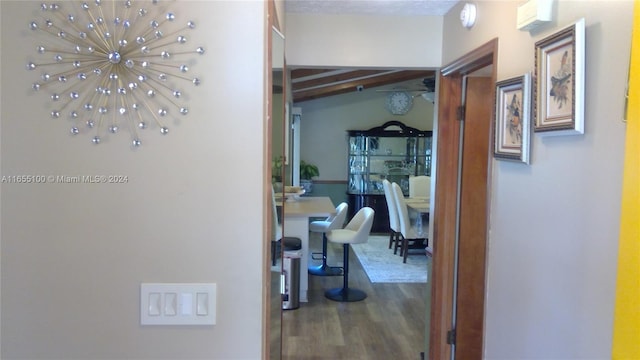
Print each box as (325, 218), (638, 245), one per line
(534, 18), (585, 135)
(494, 74), (531, 164)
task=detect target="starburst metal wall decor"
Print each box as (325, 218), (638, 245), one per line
(26, 0), (205, 147)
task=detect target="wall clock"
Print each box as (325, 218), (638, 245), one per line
(386, 91), (413, 115)
(26, 0), (205, 148)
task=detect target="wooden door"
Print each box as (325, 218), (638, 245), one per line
(430, 39), (497, 360)
(454, 76), (493, 359)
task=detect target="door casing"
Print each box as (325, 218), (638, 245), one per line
(429, 39), (497, 360)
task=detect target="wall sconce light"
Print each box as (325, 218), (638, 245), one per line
(460, 3), (477, 29)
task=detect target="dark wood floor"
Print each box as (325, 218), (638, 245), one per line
(282, 232), (427, 360)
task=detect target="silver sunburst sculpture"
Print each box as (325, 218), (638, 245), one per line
(26, 0), (205, 147)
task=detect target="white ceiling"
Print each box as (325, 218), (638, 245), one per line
(285, 0), (460, 16)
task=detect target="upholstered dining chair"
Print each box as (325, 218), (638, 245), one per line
(391, 182), (428, 263)
(382, 179), (401, 254)
(271, 186), (301, 266)
(308, 202), (349, 276)
(409, 175), (431, 199)
(324, 206), (375, 302)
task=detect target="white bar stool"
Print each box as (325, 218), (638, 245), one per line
(308, 202), (348, 276)
(324, 207), (375, 302)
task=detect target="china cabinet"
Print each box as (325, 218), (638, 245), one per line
(347, 121), (432, 233)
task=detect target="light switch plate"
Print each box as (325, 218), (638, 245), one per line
(140, 283), (216, 325)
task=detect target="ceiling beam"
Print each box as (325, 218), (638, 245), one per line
(290, 68), (336, 78)
(292, 70), (391, 91)
(292, 70), (435, 103)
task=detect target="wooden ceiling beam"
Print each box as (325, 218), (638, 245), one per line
(290, 68), (336, 78)
(292, 70), (389, 91)
(292, 70), (435, 102)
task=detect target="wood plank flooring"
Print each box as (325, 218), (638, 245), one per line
(282, 231), (427, 360)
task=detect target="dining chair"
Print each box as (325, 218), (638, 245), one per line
(391, 182), (428, 263)
(409, 175), (431, 199)
(271, 186), (301, 266)
(382, 179), (402, 254)
(324, 206), (375, 302)
(308, 202), (349, 276)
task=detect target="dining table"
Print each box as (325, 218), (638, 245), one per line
(404, 196), (430, 240)
(405, 196), (430, 214)
(280, 196), (336, 302)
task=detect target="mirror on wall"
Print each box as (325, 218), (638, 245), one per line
(269, 25), (285, 360)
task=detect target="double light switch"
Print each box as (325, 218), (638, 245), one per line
(141, 283), (216, 325)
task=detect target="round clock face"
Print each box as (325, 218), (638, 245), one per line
(386, 91), (413, 115)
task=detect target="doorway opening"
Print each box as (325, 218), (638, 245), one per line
(282, 67), (437, 359)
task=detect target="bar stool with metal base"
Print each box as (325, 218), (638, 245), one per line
(324, 207), (375, 302)
(308, 202), (348, 276)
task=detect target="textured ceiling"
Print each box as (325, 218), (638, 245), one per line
(285, 0), (460, 16)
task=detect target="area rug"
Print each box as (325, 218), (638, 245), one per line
(351, 235), (428, 283)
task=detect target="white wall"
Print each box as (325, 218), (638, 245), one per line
(274, 0), (286, 32)
(442, 1), (631, 358)
(286, 13), (444, 68)
(1, 1), (266, 359)
(297, 83), (434, 181)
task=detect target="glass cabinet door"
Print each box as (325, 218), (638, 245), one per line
(347, 121), (432, 196)
(348, 135), (366, 193)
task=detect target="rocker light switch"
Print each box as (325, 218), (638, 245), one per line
(164, 293), (177, 316)
(148, 293), (161, 316)
(141, 283), (216, 325)
(196, 292), (209, 316)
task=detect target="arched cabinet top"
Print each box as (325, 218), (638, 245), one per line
(347, 121), (431, 137)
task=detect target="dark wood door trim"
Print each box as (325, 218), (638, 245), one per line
(455, 76), (493, 357)
(441, 39), (498, 77)
(430, 72), (462, 360)
(430, 38), (498, 360)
